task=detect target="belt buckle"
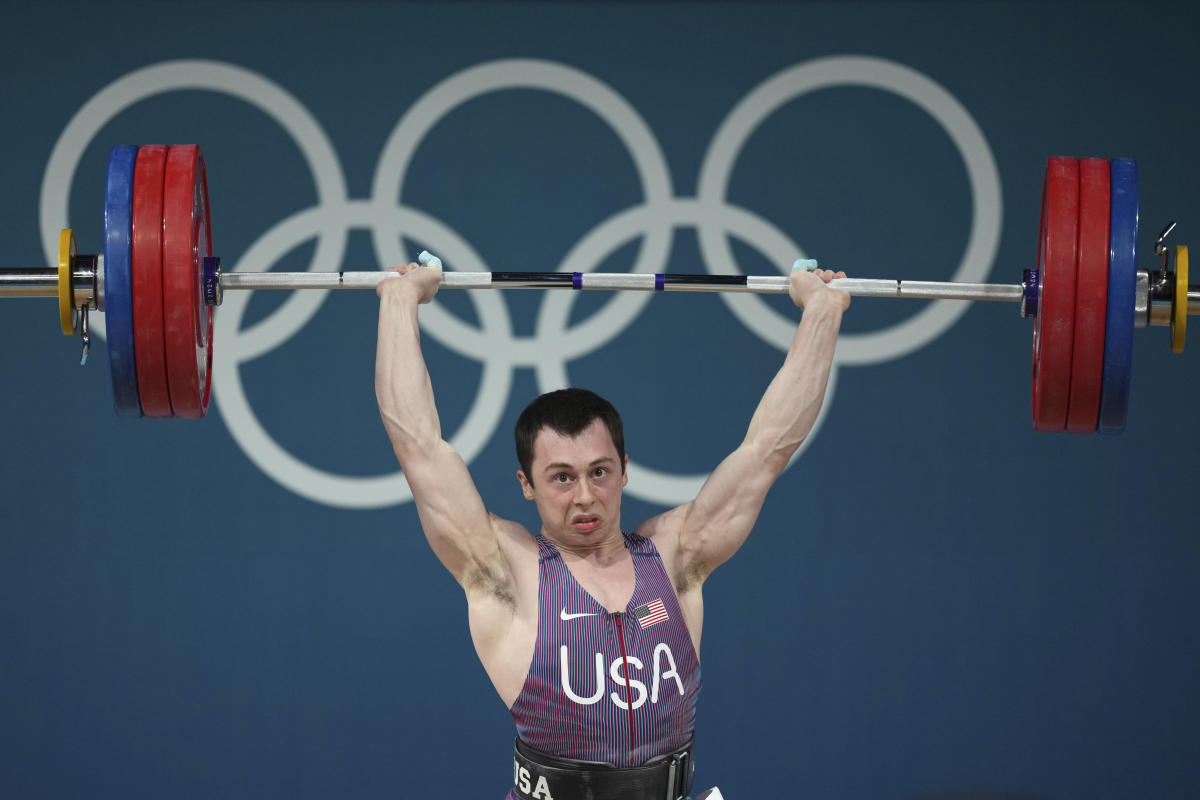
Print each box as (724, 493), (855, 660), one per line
(665, 751), (689, 800)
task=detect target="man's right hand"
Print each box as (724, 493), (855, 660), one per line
(377, 261), (443, 304)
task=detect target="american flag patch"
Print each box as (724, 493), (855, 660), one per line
(633, 598), (669, 629)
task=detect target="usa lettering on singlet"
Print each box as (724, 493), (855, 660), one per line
(505, 531), (702, 800)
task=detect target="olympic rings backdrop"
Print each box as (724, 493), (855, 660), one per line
(2, 3), (1198, 799)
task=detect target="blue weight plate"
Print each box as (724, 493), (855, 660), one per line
(1098, 158), (1137, 434)
(105, 145), (142, 417)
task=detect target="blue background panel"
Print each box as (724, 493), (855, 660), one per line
(1, 3), (1198, 799)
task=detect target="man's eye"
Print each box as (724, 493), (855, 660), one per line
(555, 473), (570, 483)
(593, 467), (608, 478)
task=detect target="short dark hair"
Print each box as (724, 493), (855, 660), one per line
(515, 388), (625, 486)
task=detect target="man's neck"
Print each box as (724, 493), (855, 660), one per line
(543, 527), (627, 564)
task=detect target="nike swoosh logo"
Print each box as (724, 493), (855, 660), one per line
(560, 607), (599, 621)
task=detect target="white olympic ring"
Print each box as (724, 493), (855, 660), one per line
(40, 56), (1001, 509)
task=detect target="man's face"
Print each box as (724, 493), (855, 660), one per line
(517, 418), (628, 546)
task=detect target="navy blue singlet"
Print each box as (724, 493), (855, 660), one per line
(504, 531), (701, 799)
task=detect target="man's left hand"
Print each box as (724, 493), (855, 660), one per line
(788, 266), (851, 311)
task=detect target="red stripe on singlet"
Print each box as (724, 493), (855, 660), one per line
(614, 612), (635, 766)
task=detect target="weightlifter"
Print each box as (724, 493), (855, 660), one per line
(374, 261), (849, 800)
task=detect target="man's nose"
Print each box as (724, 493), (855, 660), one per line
(573, 479), (594, 505)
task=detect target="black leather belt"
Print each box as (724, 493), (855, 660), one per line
(512, 736), (695, 800)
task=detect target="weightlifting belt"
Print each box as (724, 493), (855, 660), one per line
(512, 736), (695, 800)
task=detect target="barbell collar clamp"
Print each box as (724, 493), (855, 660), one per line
(79, 304), (90, 366)
(203, 257), (222, 306)
(74, 255), (99, 310)
(1135, 270), (1151, 329)
(1155, 221), (1177, 260)
(1021, 269), (1040, 318)
(1150, 297), (1174, 326)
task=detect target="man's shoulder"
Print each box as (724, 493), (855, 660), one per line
(491, 515), (538, 546)
(632, 506), (687, 560)
(633, 504), (687, 539)
(490, 516), (546, 579)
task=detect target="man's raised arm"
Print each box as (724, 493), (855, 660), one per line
(375, 263), (513, 595)
(656, 267), (850, 587)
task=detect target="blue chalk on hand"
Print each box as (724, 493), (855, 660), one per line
(418, 250), (443, 269)
(792, 259), (819, 272)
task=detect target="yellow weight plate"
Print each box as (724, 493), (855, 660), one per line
(1172, 245), (1188, 353)
(57, 228), (77, 335)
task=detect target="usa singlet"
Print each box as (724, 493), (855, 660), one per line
(505, 530), (701, 799)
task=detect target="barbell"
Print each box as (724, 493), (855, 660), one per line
(3, 146), (1198, 432)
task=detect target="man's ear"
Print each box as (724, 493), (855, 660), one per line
(517, 469), (535, 500)
(622, 453), (629, 487)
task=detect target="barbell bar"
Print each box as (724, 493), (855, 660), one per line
(2, 145), (1198, 431)
(4, 261), (1029, 301)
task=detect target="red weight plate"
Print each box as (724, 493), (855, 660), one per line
(162, 145), (214, 418)
(1032, 157), (1079, 432)
(132, 145), (172, 417)
(1065, 158), (1110, 433)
